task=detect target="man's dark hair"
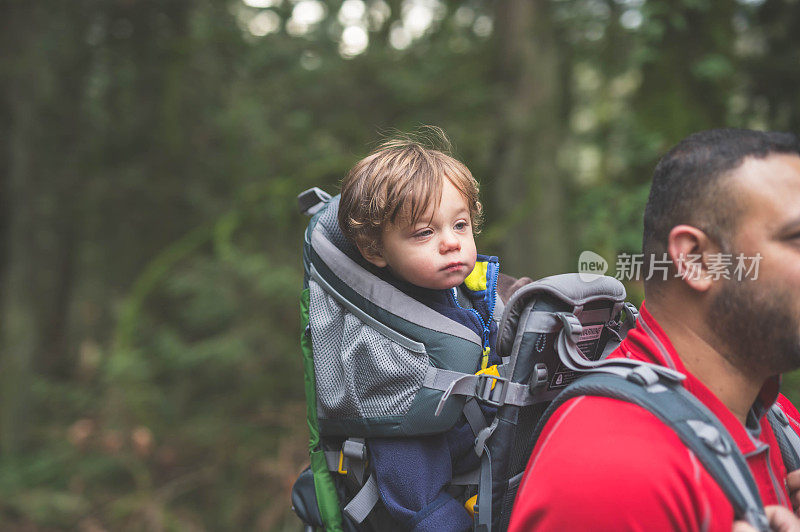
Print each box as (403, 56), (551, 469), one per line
(643, 128), (800, 294)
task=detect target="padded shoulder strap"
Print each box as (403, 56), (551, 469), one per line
(533, 367), (770, 532)
(767, 403), (800, 473)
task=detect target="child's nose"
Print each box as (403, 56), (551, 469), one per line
(440, 232), (461, 253)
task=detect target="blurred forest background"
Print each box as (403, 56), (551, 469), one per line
(3, 0), (800, 529)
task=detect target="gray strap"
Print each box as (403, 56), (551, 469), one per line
(769, 404), (800, 472)
(520, 310), (562, 334)
(475, 449), (493, 532)
(621, 302), (639, 332)
(687, 420), (766, 528)
(343, 438), (366, 459)
(426, 367), (531, 416)
(342, 438), (367, 486)
(424, 367), (472, 392)
(343, 438), (367, 485)
(463, 398), (487, 436)
(343, 474), (380, 524)
(494, 293), (505, 325)
(601, 334), (622, 359)
(602, 303), (640, 358)
(324, 451), (340, 471)
(432, 372), (481, 416)
(474, 417), (500, 456)
(504, 379), (539, 406)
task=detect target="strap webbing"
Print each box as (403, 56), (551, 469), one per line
(768, 404), (800, 473)
(324, 451), (339, 471)
(621, 302), (639, 335)
(342, 438), (367, 485)
(600, 303), (638, 359)
(475, 447), (493, 532)
(463, 398), (488, 436)
(424, 367), (531, 415)
(343, 474), (380, 524)
(494, 293), (505, 327)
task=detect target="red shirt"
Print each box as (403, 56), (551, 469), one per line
(509, 303), (800, 532)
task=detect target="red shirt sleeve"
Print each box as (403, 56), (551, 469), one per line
(509, 396), (734, 532)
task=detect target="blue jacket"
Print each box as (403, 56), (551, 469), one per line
(369, 254), (501, 531)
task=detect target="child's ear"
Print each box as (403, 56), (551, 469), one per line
(357, 243), (387, 268)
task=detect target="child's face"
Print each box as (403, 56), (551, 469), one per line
(361, 178), (477, 290)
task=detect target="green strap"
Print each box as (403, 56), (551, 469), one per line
(301, 288), (344, 532)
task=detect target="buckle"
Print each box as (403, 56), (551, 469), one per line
(475, 373), (508, 407)
(555, 312), (583, 341)
(625, 365), (660, 387)
(338, 439), (366, 475)
(688, 420), (731, 456)
(529, 363), (549, 392)
(342, 439), (366, 461)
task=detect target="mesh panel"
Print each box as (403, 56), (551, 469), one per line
(499, 472), (524, 531)
(509, 403), (548, 475)
(309, 280), (429, 420)
(310, 281), (359, 419)
(315, 197), (357, 256)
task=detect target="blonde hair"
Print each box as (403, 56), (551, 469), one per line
(338, 128), (482, 256)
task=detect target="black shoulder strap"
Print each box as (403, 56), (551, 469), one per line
(532, 366), (770, 532)
(767, 403), (800, 473)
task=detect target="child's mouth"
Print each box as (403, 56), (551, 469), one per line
(443, 262), (464, 272)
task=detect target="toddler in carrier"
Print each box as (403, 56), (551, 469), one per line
(337, 131), (505, 531)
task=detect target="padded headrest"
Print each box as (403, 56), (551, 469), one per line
(497, 274), (626, 356)
(310, 195), (370, 266)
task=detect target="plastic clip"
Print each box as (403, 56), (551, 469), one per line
(475, 373), (508, 408)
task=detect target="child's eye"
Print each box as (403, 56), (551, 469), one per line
(414, 229), (433, 238)
(454, 220), (470, 231)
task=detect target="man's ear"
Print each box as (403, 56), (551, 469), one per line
(357, 243), (387, 268)
(667, 224), (718, 292)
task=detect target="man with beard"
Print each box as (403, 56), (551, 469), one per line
(509, 129), (800, 531)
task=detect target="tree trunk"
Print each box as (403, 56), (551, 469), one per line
(0, 2), (90, 454)
(489, 0), (569, 279)
(0, 3), (39, 455)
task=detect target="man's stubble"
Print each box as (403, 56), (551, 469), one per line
(709, 276), (800, 377)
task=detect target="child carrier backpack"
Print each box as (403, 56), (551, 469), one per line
(290, 187), (800, 532)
